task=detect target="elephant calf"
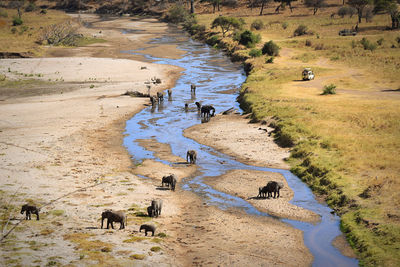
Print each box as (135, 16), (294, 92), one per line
(140, 224), (156, 236)
(21, 204), (40, 220)
(101, 210), (126, 230)
(151, 199), (163, 217)
(186, 150), (197, 164)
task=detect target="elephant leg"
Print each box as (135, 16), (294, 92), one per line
(106, 219), (110, 229)
(111, 221), (114, 229)
(145, 230), (148, 236)
(152, 230), (155, 236)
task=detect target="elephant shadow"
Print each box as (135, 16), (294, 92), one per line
(155, 186), (171, 191)
(247, 196), (268, 200)
(85, 226), (99, 229)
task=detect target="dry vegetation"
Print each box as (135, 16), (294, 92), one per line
(187, 0), (400, 266)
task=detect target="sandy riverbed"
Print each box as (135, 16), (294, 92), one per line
(1, 15), (315, 266)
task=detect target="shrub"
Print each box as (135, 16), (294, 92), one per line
(321, 84), (336, 95)
(294, 25), (308, 36)
(150, 246), (161, 252)
(377, 38), (384, 46)
(249, 48), (262, 57)
(305, 39), (312, 46)
(262, 40), (280, 56)
(222, 0), (238, 7)
(206, 35), (220, 46)
(166, 4), (189, 24)
(238, 30), (261, 48)
(11, 27), (17, 34)
(12, 17), (23, 26)
(360, 37), (377, 51)
(0, 9), (8, 18)
(351, 40), (357, 49)
(314, 43), (324, 50)
(251, 19), (264, 30)
(38, 21), (82, 46)
(395, 36), (400, 44)
(266, 56), (274, 63)
(25, 2), (36, 12)
(282, 21), (288, 29)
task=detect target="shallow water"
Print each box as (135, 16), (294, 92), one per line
(123, 26), (358, 267)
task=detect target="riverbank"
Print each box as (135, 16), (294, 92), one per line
(0, 15), (184, 266)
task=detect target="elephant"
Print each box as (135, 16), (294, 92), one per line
(151, 199), (163, 217)
(147, 205), (154, 217)
(21, 204), (40, 220)
(265, 181), (284, 198)
(201, 105), (215, 118)
(185, 103), (189, 112)
(139, 224), (156, 236)
(162, 174), (177, 191)
(258, 186), (267, 198)
(101, 210), (126, 230)
(186, 150), (197, 164)
(149, 96), (156, 106)
(190, 84), (196, 93)
(168, 89), (172, 101)
(195, 102), (201, 111)
(157, 92), (164, 103)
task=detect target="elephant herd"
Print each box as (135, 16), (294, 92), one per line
(258, 181), (284, 199)
(149, 84), (216, 121)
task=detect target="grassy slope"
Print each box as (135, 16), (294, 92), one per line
(194, 1), (400, 266)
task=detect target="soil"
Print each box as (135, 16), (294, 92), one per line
(0, 14), (315, 266)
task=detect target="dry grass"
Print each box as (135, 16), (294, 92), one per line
(195, 1), (400, 266)
(0, 8), (71, 56)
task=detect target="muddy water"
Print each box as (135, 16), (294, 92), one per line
(123, 27), (358, 267)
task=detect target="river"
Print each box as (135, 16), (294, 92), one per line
(123, 25), (358, 267)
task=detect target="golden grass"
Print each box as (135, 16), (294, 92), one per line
(0, 8), (71, 55)
(195, 1), (400, 265)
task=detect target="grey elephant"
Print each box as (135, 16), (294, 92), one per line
(149, 96), (156, 106)
(147, 205), (154, 217)
(157, 92), (164, 103)
(139, 224), (156, 236)
(185, 103), (189, 112)
(101, 210), (126, 230)
(21, 204), (40, 220)
(195, 101), (201, 111)
(186, 150), (197, 164)
(258, 186), (267, 198)
(151, 199), (163, 217)
(162, 174), (177, 191)
(265, 181), (284, 198)
(201, 105), (215, 118)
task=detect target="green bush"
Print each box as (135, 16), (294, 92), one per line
(206, 35), (220, 46)
(377, 38), (384, 46)
(262, 40), (280, 56)
(305, 39), (312, 46)
(0, 9), (8, 18)
(12, 17), (23, 26)
(282, 21), (288, 29)
(360, 38), (377, 51)
(166, 4), (189, 24)
(266, 56), (274, 63)
(321, 84), (337, 95)
(251, 19), (264, 30)
(25, 2), (36, 12)
(11, 27), (17, 34)
(249, 48), (262, 57)
(238, 30), (261, 48)
(211, 16), (244, 37)
(396, 36), (400, 44)
(294, 25), (308, 36)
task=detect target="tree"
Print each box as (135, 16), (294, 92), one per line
(347, 0), (371, 23)
(211, 16), (244, 37)
(386, 1), (400, 29)
(201, 0), (221, 13)
(8, 0), (25, 19)
(274, 0), (297, 12)
(260, 0), (273, 15)
(190, 0), (195, 13)
(304, 0), (326, 15)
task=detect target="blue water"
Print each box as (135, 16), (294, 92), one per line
(123, 29), (358, 267)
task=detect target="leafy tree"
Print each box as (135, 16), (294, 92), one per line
(304, 0), (326, 15)
(8, 0), (25, 19)
(211, 16), (244, 37)
(274, 0), (297, 13)
(386, 1), (400, 29)
(259, 0), (273, 15)
(201, 0), (221, 13)
(347, 0), (372, 23)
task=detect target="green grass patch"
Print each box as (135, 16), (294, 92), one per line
(130, 254), (146, 260)
(123, 236), (147, 243)
(150, 246), (161, 252)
